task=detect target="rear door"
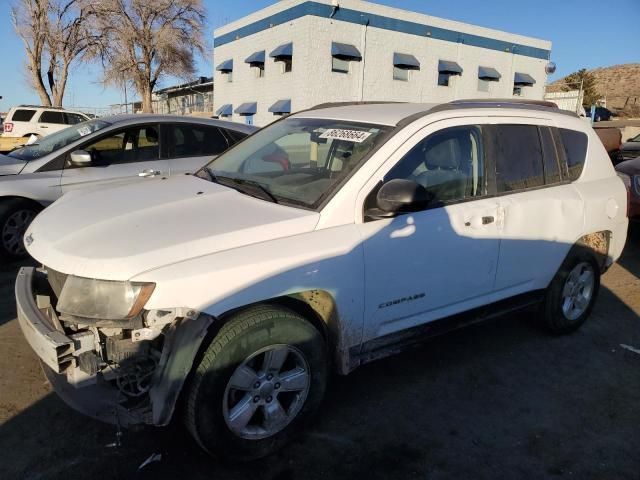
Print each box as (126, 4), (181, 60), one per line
(164, 123), (230, 175)
(60, 124), (169, 193)
(490, 121), (584, 299)
(37, 110), (67, 135)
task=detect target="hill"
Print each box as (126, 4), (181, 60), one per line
(552, 63), (640, 117)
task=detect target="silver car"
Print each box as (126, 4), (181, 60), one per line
(0, 115), (256, 260)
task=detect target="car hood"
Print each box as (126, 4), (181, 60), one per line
(26, 174), (320, 280)
(615, 157), (640, 176)
(621, 142), (640, 152)
(0, 153), (27, 175)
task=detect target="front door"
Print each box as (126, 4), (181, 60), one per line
(358, 121), (501, 342)
(61, 124), (169, 194)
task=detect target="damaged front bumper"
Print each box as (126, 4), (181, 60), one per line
(15, 267), (212, 428)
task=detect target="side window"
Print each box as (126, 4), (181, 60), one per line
(79, 126), (159, 166)
(65, 113), (85, 125)
(39, 111), (66, 124)
(222, 129), (248, 145)
(385, 125), (485, 205)
(539, 127), (562, 185)
(558, 128), (588, 182)
(493, 125), (544, 193)
(167, 124), (228, 158)
(11, 109), (36, 122)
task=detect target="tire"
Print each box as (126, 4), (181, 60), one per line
(540, 247), (601, 334)
(185, 305), (327, 460)
(0, 199), (40, 261)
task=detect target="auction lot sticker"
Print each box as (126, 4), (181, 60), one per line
(319, 129), (372, 143)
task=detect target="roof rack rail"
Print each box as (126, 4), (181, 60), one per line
(449, 98), (560, 109)
(17, 104), (65, 110)
(429, 98), (578, 118)
(309, 101), (406, 111)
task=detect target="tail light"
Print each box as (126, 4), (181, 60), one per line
(3, 122), (13, 133)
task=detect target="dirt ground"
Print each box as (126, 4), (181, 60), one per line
(1, 228), (639, 480)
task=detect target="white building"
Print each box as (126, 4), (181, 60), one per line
(213, 0), (552, 126)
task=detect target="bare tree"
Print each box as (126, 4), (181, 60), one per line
(90, 0), (205, 113)
(11, 0), (93, 107)
(11, 0), (51, 106)
(46, 0), (96, 106)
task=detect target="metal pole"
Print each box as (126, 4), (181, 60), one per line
(124, 81), (128, 114)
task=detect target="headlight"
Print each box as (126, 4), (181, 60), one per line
(57, 276), (155, 320)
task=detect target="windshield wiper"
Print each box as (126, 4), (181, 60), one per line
(214, 175), (279, 204)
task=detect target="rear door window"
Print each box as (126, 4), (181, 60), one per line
(11, 109), (36, 122)
(39, 111), (66, 124)
(493, 125), (545, 193)
(166, 124), (229, 158)
(558, 128), (588, 181)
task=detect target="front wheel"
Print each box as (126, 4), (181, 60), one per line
(540, 248), (600, 334)
(185, 306), (327, 460)
(0, 199), (39, 261)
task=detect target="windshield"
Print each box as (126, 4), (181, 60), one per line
(631, 134), (640, 143)
(200, 117), (392, 209)
(8, 119), (111, 161)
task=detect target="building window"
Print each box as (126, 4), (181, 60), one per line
(332, 57), (350, 74)
(225, 72), (233, 83)
(478, 79), (490, 92)
(513, 86), (523, 96)
(438, 73), (452, 86)
(245, 115), (254, 126)
(393, 66), (409, 81)
(282, 58), (292, 73)
(253, 65), (265, 78)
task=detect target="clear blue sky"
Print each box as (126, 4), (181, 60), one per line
(0, 0), (638, 112)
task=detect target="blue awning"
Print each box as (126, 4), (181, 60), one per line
(245, 50), (265, 65)
(216, 104), (232, 116)
(393, 53), (420, 69)
(270, 42), (293, 59)
(269, 99), (291, 114)
(438, 60), (463, 75)
(235, 102), (257, 115)
(478, 66), (501, 80)
(514, 72), (536, 86)
(331, 42), (362, 60)
(216, 59), (233, 72)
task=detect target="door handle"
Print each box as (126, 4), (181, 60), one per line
(40, 125), (48, 129)
(138, 169), (161, 177)
(464, 216), (496, 228)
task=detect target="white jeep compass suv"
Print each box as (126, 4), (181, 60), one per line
(16, 100), (628, 460)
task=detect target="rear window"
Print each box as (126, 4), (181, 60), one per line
(494, 125), (545, 193)
(539, 127), (562, 185)
(10, 109), (36, 122)
(39, 111), (66, 124)
(559, 129), (588, 182)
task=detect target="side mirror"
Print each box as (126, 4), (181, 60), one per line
(69, 150), (92, 166)
(374, 179), (432, 216)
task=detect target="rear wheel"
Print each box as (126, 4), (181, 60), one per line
(185, 306), (327, 460)
(0, 199), (39, 261)
(540, 248), (600, 334)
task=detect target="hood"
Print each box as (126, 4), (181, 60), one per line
(615, 157), (640, 176)
(621, 142), (640, 152)
(26, 175), (320, 280)
(0, 153), (27, 176)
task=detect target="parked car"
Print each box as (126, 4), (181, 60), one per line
(593, 127), (622, 164)
(0, 114), (256, 259)
(584, 106), (613, 122)
(619, 133), (640, 162)
(1, 105), (90, 139)
(16, 100), (627, 460)
(615, 159), (640, 219)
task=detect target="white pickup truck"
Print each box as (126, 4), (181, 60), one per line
(16, 100), (627, 460)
